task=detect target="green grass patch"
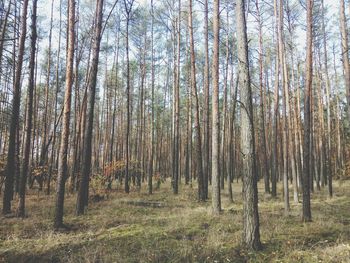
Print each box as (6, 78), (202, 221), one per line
(0, 179), (349, 262)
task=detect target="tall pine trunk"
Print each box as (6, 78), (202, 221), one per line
(3, 0), (29, 215)
(76, 0), (104, 215)
(302, 0), (313, 222)
(211, 0), (221, 213)
(54, 0), (75, 229)
(189, 0), (204, 201)
(236, 0), (262, 250)
(17, 0), (37, 218)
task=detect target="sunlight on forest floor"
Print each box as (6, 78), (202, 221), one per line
(0, 179), (350, 262)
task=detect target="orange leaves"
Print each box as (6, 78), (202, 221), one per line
(31, 166), (49, 177)
(103, 160), (142, 177)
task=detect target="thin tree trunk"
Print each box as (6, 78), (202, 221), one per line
(16, 0), (37, 218)
(3, 0), (29, 215)
(256, 0), (270, 194)
(149, 0), (155, 194)
(124, 0), (134, 194)
(189, 0), (204, 201)
(76, 0), (104, 215)
(54, 0), (75, 229)
(302, 0), (313, 222)
(202, 0), (210, 200)
(340, 0), (350, 122)
(271, 0), (280, 198)
(321, 0), (332, 197)
(211, 0), (221, 213)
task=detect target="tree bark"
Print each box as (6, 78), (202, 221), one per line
(271, 0), (280, 198)
(124, 0), (134, 194)
(236, 0), (261, 250)
(76, 0), (104, 215)
(321, 0), (332, 197)
(202, 0), (210, 200)
(189, 0), (204, 201)
(54, 0), (75, 229)
(17, 0), (37, 218)
(3, 0), (29, 215)
(211, 0), (221, 213)
(302, 0), (313, 222)
(149, 0), (155, 194)
(340, 0), (350, 122)
(255, 0), (270, 194)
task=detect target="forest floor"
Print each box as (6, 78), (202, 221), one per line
(0, 179), (350, 263)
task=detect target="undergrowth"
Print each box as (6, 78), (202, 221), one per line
(0, 180), (349, 262)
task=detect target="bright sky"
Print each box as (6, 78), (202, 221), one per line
(36, 0), (341, 77)
(37, 0), (339, 50)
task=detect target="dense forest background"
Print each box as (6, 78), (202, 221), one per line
(0, 0), (350, 261)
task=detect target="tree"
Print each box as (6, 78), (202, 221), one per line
(3, 0), (29, 215)
(188, 0), (204, 201)
(302, 0), (313, 223)
(54, 0), (76, 229)
(202, 0), (210, 200)
(172, 0), (181, 195)
(211, 0), (221, 214)
(17, 0), (38, 218)
(149, 0), (155, 195)
(236, 0), (262, 250)
(321, 0), (332, 198)
(76, 0), (104, 215)
(271, 0), (280, 198)
(278, 0), (290, 213)
(340, 0), (350, 122)
(255, 0), (270, 194)
(124, 0), (134, 194)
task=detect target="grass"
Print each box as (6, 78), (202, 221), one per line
(0, 179), (349, 263)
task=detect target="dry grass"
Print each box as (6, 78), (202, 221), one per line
(0, 179), (349, 263)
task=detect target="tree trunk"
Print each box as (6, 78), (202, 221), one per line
(189, 0), (204, 201)
(211, 0), (221, 213)
(172, 1), (181, 195)
(76, 0), (104, 215)
(236, 0), (262, 250)
(255, 0), (270, 194)
(124, 0), (134, 194)
(322, 0), (332, 196)
(149, 0), (155, 194)
(302, 0), (313, 223)
(3, 0), (29, 215)
(202, 0), (210, 200)
(340, 0), (350, 122)
(54, 0), (75, 229)
(17, 0), (37, 217)
(271, 0), (280, 198)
